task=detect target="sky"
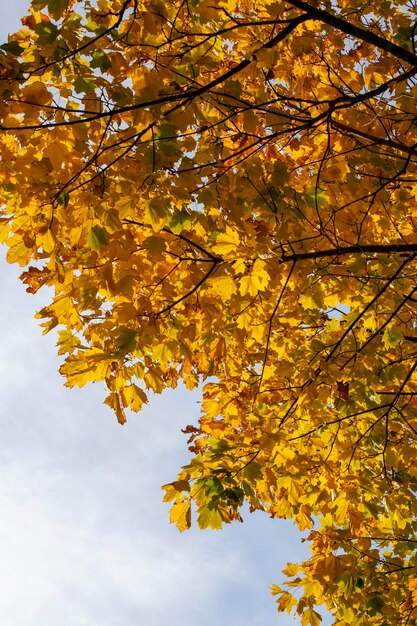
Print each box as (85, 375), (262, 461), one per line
(0, 4), (332, 626)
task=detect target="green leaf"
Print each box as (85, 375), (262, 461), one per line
(109, 85), (133, 106)
(158, 123), (177, 139)
(382, 327), (403, 348)
(159, 140), (182, 158)
(199, 476), (223, 496)
(169, 211), (191, 234)
(306, 187), (328, 209)
(396, 26), (413, 49)
(339, 574), (355, 597)
(197, 503), (224, 530)
(87, 225), (108, 250)
(223, 79), (241, 98)
(34, 22), (59, 45)
(142, 235), (166, 253)
(90, 49), (112, 72)
(115, 328), (138, 353)
(223, 486), (244, 506)
(144, 198), (166, 229)
(208, 437), (231, 454)
(57, 190), (69, 208)
(84, 18), (107, 34)
(366, 595), (384, 616)
(48, 0), (70, 17)
(0, 42), (25, 56)
(271, 160), (289, 185)
(31, 1), (48, 9)
(73, 76), (95, 94)
(243, 460), (262, 482)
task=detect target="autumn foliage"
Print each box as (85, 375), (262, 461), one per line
(2, 0), (417, 622)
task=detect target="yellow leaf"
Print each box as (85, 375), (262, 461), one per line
(153, 342), (173, 365)
(409, 578), (417, 607)
(274, 589), (297, 614)
(123, 383), (148, 412)
(301, 608), (322, 626)
(38, 227), (55, 253)
(104, 392), (126, 425)
(323, 293), (340, 308)
(341, 606), (355, 623)
(283, 562), (300, 577)
(299, 294), (320, 310)
(22, 81), (52, 105)
(6, 236), (32, 266)
(239, 261), (269, 296)
(144, 368), (165, 393)
(197, 504), (224, 530)
(270, 584), (283, 596)
(169, 498), (191, 532)
(239, 274), (259, 297)
(212, 226), (240, 258)
(60, 350), (110, 387)
(209, 275), (237, 297)
(0, 218), (10, 243)
(44, 141), (69, 169)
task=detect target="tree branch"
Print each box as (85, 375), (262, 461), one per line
(279, 243), (417, 263)
(284, 0), (417, 65)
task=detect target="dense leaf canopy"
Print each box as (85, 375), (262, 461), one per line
(2, 0), (417, 622)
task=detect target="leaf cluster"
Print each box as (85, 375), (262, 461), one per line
(2, 0), (417, 622)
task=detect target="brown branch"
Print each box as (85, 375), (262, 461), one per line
(258, 261), (295, 394)
(123, 218), (220, 262)
(284, 0), (417, 65)
(377, 392), (417, 395)
(325, 254), (415, 364)
(331, 120), (416, 156)
(155, 260), (220, 316)
(353, 286), (417, 357)
(288, 404), (391, 441)
(279, 243), (417, 263)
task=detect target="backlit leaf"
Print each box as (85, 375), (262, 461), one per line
(87, 225), (108, 251)
(3, 1), (417, 622)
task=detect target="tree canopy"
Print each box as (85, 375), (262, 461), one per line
(2, 0), (417, 622)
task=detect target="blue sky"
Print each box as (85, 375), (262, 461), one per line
(0, 5), (332, 625)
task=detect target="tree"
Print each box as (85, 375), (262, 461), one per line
(1, 0), (417, 622)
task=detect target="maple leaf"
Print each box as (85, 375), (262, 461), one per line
(3, 0), (417, 622)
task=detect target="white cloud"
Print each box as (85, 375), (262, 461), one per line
(0, 461), (243, 626)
